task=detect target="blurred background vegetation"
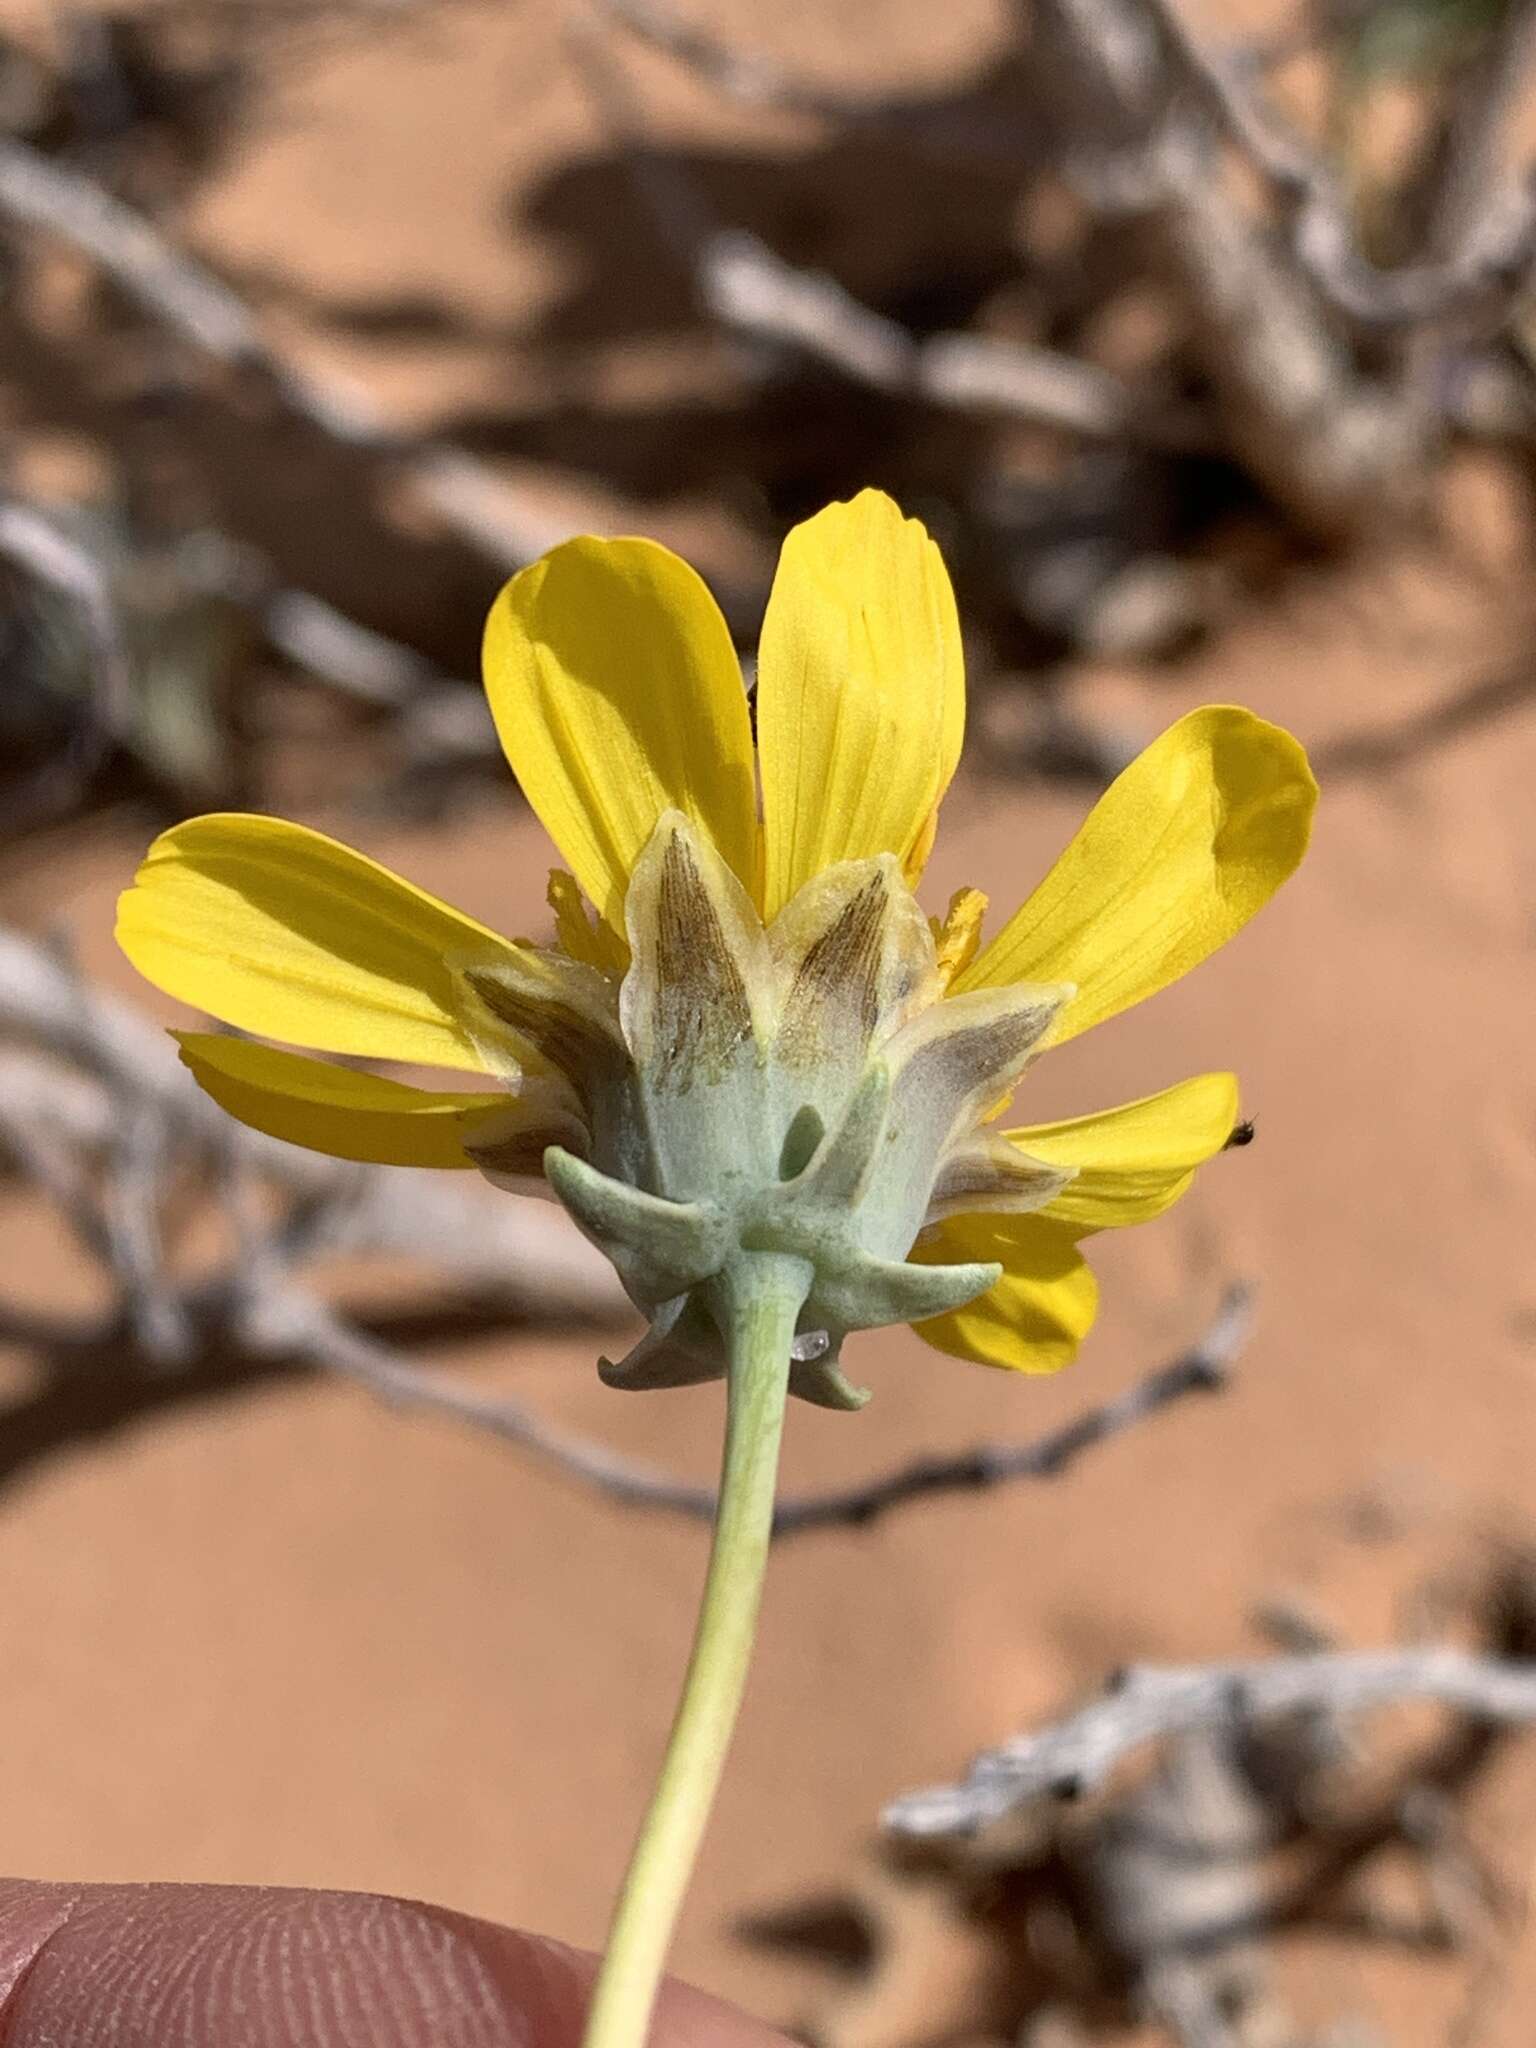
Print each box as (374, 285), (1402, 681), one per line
(6, 0), (1536, 831)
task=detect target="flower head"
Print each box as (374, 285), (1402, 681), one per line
(117, 491), (1314, 1400)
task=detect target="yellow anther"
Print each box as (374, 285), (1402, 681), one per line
(548, 868), (628, 973)
(932, 885), (989, 990)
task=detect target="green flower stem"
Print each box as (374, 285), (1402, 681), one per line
(580, 1254), (808, 2048)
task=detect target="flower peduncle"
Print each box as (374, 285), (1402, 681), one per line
(580, 1251), (810, 2048)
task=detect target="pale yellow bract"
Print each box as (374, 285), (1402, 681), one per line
(117, 490), (1316, 1375)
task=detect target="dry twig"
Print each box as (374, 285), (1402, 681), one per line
(885, 1647), (1536, 1836)
(0, 500), (135, 826)
(590, 0), (1037, 161)
(571, 18), (1172, 445)
(592, 0), (877, 122)
(0, 135), (558, 572)
(701, 229), (1180, 441)
(769, 1284), (1251, 1536)
(0, 923), (620, 1305)
(1137, 0), (1536, 330)
(588, 0), (1536, 542)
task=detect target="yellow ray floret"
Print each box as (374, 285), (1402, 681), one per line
(910, 1073), (1238, 1371)
(175, 1034), (514, 1168)
(483, 537), (759, 935)
(117, 814), (536, 1073)
(956, 706), (1315, 1042)
(1009, 1070), (1240, 1231)
(756, 491), (965, 918)
(913, 1215), (1098, 1374)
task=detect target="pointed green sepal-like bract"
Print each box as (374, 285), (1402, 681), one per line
(599, 1292), (727, 1392)
(808, 1249), (1002, 1332)
(544, 1146), (728, 1302)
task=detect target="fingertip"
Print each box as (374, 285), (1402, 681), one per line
(0, 1881), (792, 2048)
(0, 1881), (84, 2007)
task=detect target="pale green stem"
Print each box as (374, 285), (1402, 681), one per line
(580, 1254), (807, 2048)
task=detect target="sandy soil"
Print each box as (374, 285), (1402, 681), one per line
(0, 2), (1533, 2041)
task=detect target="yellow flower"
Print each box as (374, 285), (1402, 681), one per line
(117, 491), (1314, 1388)
(116, 489), (1317, 2048)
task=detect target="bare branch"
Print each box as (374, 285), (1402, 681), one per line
(702, 230), (1184, 441)
(0, 137), (559, 571)
(0, 503), (134, 729)
(593, 0), (874, 121)
(258, 579), (499, 769)
(589, 0), (1036, 162)
(1033, 0), (1427, 536)
(0, 924), (624, 1313)
(0, 501), (492, 805)
(1417, 0), (1536, 264)
(281, 1282), (1251, 1536)
(1136, 0), (1536, 329)
(260, 586), (463, 707)
(0, 138), (260, 358)
(769, 1285), (1252, 1535)
(885, 1648), (1536, 1837)
(245, 1288), (722, 1517)
(571, 21), (1179, 444)
(0, 928), (182, 1105)
(0, 500), (135, 826)
(101, 1099), (194, 1363)
(1133, 0), (1319, 197)
(0, 1093), (113, 1266)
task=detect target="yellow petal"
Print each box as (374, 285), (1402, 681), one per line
(1010, 1071), (1239, 1230)
(955, 707), (1316, 1042)
(118, 814), (525, 1071)
(911, 1214), (1097, 1373)
(758, 491), (965, 918)
(175, 1033), (513, 1168)
(482, 537), (758, 930)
